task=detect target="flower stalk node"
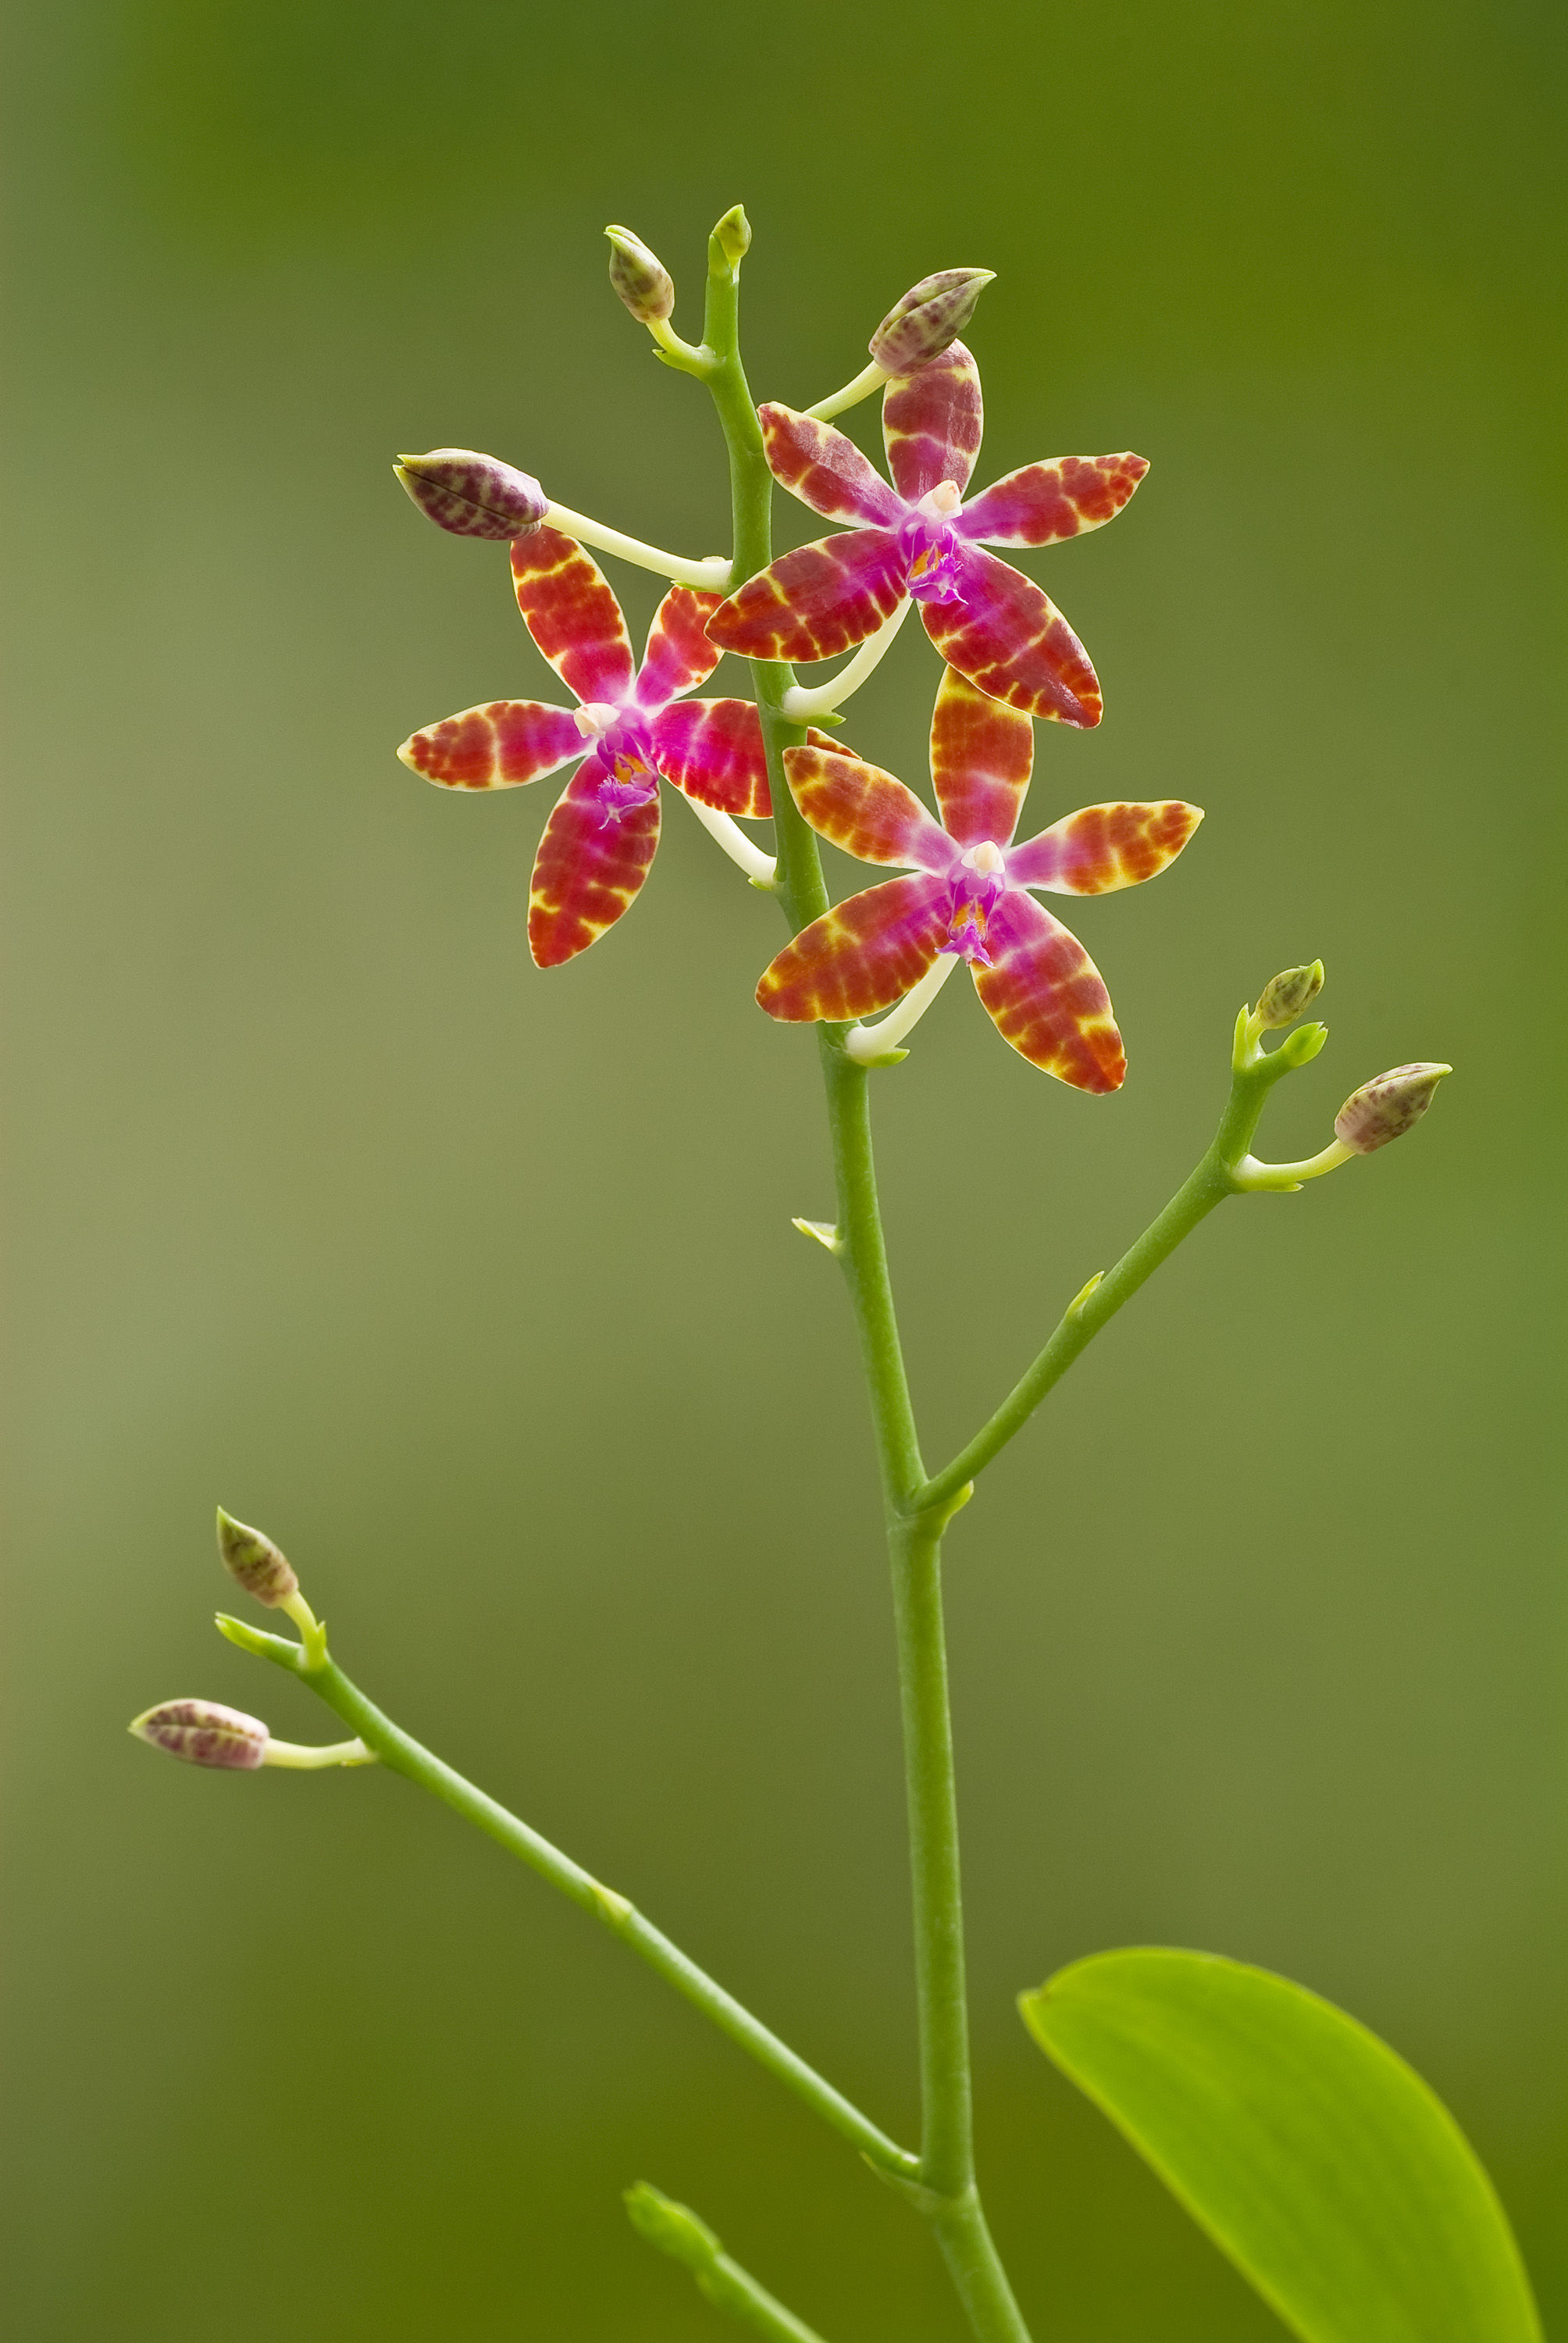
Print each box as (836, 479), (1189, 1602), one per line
(792, 1218), (843, 1254)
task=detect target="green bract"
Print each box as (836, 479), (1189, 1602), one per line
(1021, 1948), (1541, 2343)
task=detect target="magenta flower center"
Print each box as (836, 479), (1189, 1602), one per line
(900, 480), (967, 606)
(576, 702), (660, 827)
(940, 841), (1009, 966)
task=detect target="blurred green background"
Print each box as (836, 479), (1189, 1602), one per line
(5, 0), (1563, 2335)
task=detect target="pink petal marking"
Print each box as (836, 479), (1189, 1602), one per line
(928, 666), (1034, 848)
(528, 758), (661, 967)
(760, 406), (907, 528)
(757, 872), (950, 1023)
(882, 342), (984, 504)
(636, 588), (724, 710)
(783, 745), (956, 873)
(919, 541), (1102, 727)
(957, 454), (1149, 547)
(511, 527), (636, 709)
(1006, 801), (1203, 894)
(397, 699), (583, 790)
(969, 891), (1124, 1089)
(650, 697), (772, 817)
(706, 530), (907, 664)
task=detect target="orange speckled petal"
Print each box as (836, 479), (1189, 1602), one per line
(650, 698), (771, 817)
(760, 405), (907, 527)
(783, 744), (956, 873)
(757, 872), (950, 1023)
(511, 527), (636, 708)
(920, 543), (1101, 728)
(971, 891), (1124, 1089)
(882, 342), (984, 502)
(527, 759), (660, 967)
(1007, 801), (1203, 893)
(706, 530), (907, 663)
(957, 455), (1149, 547)
(397, 699), (583, 790)
(928, 666), (1034, 847)
(636, 587), (724, 710)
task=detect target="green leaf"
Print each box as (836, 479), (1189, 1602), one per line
(1020, 1948), (1540, 2343)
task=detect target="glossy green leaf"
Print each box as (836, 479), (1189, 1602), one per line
(1021, 1948), (1540, 2343)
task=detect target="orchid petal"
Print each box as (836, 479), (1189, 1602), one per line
(919, 542), (1102, 727)
(511, 527), (636, 708)
(707, 530), (907, 664)
(928, 666), (1033, 847)
(783, 745), (957, 873)
(957, 454), (1149, 547)
(760, 405), (907, 528)
(882, 342), (984, 503)
(757, 872), (950, 1023)
(650, 698), (771, 817)
(1007, 801), (1203, 894)
(636, 587), (725, 711)
(397, 699), (583, 790)
(971, 890), (1124, 1089)
(527, 757), (660, 967)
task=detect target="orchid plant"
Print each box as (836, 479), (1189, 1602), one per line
(130, 213), (1538, 2343)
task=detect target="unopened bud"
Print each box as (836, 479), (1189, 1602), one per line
(624, 2182), (719, 2272)
(1256, 961), (1324, 1029)
(713, 205), (751, 266)
(394, 448), (547, 541)
(1335, 1062), (1452, 1154)
(605, 226), (675, 323)
(217, 1507), (298, 1608)
(869, 268), (996, 376)
(131, 1698), (269, 1771)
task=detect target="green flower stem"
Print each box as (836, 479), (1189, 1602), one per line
(221, 1617), (918, 2182)
(699, 215), (1032, 2343)
(627, 2181), (831, 2343)
(914, 1022), (1323, 1522)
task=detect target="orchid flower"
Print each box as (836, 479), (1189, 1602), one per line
(706, 344), (1146, 728)
(399, 527), (773, 965)
(757, 668), (1201, 1087)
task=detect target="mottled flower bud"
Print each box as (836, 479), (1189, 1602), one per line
(394, 449), (547, 541)
(1256, 960), (1324, 1029)
(216, 1507), (298, 1608)
(131, 1699), (269, 1771)
(605, 226), (675, 324)
(713, 205), (751, 266)
(624, 2183), (720, 2272)
(869, 268), (996, 376)
(1335, 1062), (1452, 1154)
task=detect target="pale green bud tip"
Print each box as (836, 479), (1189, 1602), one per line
(605, 225), (675, 323)
(869, 267), (996, 375)
(713, 204), (751, 264)
(1335, 1062), (1452, 1154)
(624, 2183), (720, 2272)
(1256, 960), (1324, 1029)
(394, 449), (547, 541)
(130, 1698), (269, 1771)
(216, 1507), (298, 1608)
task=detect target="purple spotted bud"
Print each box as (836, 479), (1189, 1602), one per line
(869, 268), (996, 376)
(605, 226), (675, 324)
(1335, 1062), (1452, 1154)
(1256, 960), (1324, 1029)
(216, 1507), (298, 1609)
(394, 448), (547, 541)
(131, 1699), (269, 1771)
